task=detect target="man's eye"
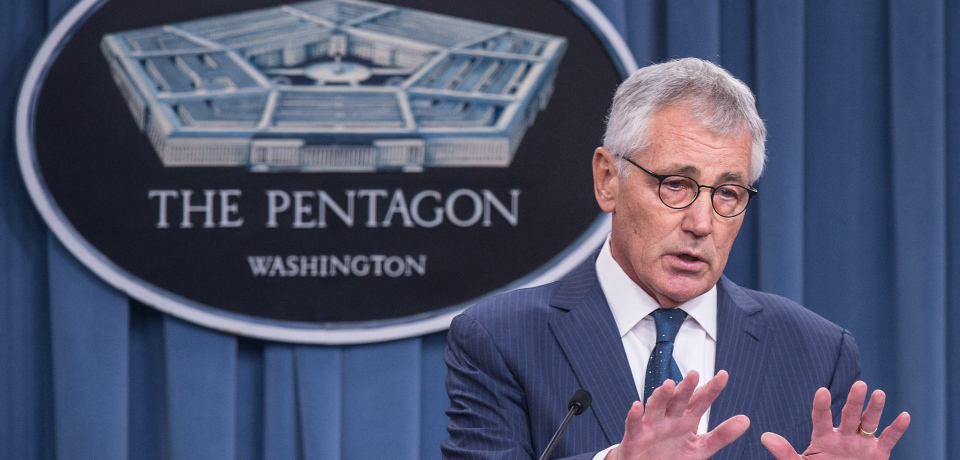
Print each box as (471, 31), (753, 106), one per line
(664, 180), (687, 190)
(716, 187), (739, 200)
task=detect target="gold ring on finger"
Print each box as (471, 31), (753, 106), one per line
(858, 421), (877, 437)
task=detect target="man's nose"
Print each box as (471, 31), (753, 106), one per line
(681, 190), (714, 237)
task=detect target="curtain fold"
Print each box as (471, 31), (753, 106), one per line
(0, 1), (53, 459)
(234, 338), (265, 460)
(665, 0), (720, 59)
(754, 1), (804, 301)
(128, 301), (170, 460)
(717, 0), (759, 291)
(888, 1), (947, 457)
(163, 317), (238, 459)
(802, 0), (897, 431)
(1, 0), (956, 458)
(48, 237), (129, 459)
(294, 346), (343, 460)
(263, 344), (298, 460)
(946, 3), (960, 459)
(341, 340), (421, 459)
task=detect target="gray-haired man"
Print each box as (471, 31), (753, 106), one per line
(443, 58), (909, 460)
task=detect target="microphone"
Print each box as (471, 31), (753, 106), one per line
(538, 390), (593, 460)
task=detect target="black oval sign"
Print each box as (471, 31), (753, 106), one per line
(18, 0), (633, 343)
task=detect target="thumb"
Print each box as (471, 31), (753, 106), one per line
(701, 414), (749, 457)
(760, 432), (801, 460)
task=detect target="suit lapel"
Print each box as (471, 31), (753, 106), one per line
(709, 276), (770, 460)
(548, 257), (638, 446)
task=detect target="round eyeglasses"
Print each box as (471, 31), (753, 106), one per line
(623, 157), (758, 218)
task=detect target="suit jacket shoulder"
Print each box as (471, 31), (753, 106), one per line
(443, 255), (623, 459)
(724, 278), (848, 341)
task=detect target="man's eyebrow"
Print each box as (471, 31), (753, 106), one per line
(666, 165), (746, 185)
(671, 165), (700, 176)
(717, 171), (746, 185)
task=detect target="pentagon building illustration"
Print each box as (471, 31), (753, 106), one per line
(100, 0), (567, 172)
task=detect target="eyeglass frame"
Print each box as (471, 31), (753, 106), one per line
(622, 156), (758, 218)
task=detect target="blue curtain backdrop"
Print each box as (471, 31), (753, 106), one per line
(1, 0), (957, 458)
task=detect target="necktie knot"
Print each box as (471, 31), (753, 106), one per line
(652, 308), (687, 343)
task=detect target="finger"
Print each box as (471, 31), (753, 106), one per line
(839, 381), (868, 434)
(643, 379), (676, 423)
(619, 401), (645, 447)
(760, 432), (802, 460)
(858, 389), (886, 434)
(617, 401), (647, 456)
(810, 387), (834, 437)
(701, 414), (749, 458)
(688, 370), (729, 417)
(877, 412), (911, 454)
(665, 370), (699, 417)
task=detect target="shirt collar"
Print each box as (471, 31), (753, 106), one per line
(595, 235), (718, 341)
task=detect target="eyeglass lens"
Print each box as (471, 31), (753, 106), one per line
(658, 176), (750, 217)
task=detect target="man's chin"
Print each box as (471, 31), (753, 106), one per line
(656, 280), (717, 305)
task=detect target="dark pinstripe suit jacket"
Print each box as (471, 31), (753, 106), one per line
(442, 254), (861, 460)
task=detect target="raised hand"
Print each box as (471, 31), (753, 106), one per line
(605, 370), (750, 460)
(761, 381), (910, 460)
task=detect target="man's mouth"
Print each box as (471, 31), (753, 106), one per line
(670, 252), (708, 270)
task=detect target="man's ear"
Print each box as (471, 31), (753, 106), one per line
(593, 147), (618, 213)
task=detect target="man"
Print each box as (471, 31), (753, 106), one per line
(441, 58), (909, 460)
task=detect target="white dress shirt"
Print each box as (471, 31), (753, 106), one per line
(591, 236), (718, 458)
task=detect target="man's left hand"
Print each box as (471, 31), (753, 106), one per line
(760, 381), (910, 460)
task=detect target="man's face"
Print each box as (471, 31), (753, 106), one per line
(593, 104), (753, 308)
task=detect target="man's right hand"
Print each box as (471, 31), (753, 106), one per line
(605, 370), (750, 460)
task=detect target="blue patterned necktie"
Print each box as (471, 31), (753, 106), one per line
(643, 308), (688, 401)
